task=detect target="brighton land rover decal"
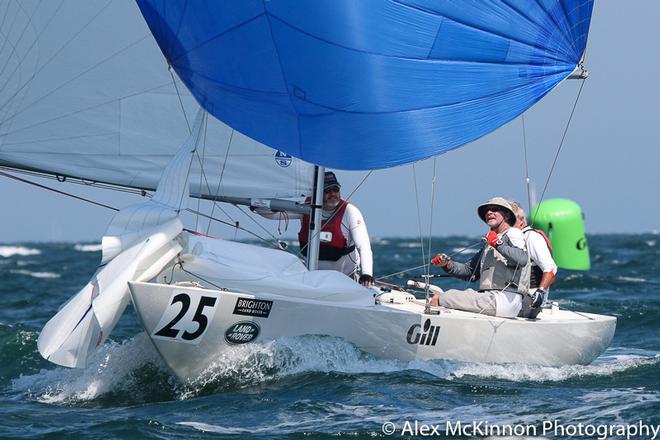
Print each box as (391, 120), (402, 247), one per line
(224, 321), (260, 344)
(406, 319), (440, 346)
(233, 297), (273, 318)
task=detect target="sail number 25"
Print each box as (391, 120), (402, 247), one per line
(152, 292), (219, 344)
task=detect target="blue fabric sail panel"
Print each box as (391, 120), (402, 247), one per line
(136, 0), (593, 170)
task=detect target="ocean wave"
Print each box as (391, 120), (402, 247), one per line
(397, 242), (422, 248)
(73, 243), (102, 252)
(0, 246), (41, 258)
(10, 270), (60, 279)
(180, 335), (464, 399)
(449, 348), (660, 383)
(183, 335), (407, 395)
(450, 247), (478, 255)
(616, 276), (647, 283)
(178, 403), (448, 435)
(11, 333), (166, 404)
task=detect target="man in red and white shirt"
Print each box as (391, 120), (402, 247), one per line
(298, 172), (374, 286)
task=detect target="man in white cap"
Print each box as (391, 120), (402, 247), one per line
(298, 171), (374, 286)
(509, 200), (557, 318)
(429, 197), (531, 318)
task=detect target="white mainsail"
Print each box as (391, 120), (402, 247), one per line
(0, 0), (313, 200)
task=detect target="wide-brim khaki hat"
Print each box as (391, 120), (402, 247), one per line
(477, 197), (516, 226)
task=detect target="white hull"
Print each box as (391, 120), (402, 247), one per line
(129, 281), (616, 382)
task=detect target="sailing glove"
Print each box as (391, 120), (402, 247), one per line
(531, 288), (547, 308)
(485, 231), (501, 248)
(359, 274), (375, 287)
(431, 253), (451, 269)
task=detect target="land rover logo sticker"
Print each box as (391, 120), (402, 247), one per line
(406, 319), (440, 346)
(224, 321), (260, 345)
(233, 297), (273, 318)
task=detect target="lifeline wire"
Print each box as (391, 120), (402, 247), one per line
(376, 239), (483, 281)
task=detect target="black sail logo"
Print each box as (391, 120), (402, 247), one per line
(406, 319), (440, 346)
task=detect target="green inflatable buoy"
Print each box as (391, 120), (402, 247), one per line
(530, 198), (590, 271)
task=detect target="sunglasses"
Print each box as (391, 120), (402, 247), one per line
(324, 187), (339, 194)
(485, 205), (506, 213)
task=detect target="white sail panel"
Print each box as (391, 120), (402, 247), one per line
(0, 0), (313, 200)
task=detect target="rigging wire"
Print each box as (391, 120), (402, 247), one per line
(164, 65), (242, 239)
(168, 66), (191, 134)
(0, 166), (149, 196)
(195, 109), (209, 232)
(233, 204), (285, 246)
(0, 169), (119, 211)
(377, 239), (483, 281)
(425, 158), (438, 306)
(183, 208), (279, 247)
(411, 163), (427, 276)
(205, 127), (236, 235)
(521, 113), (533, 212)
(532, 79), (587, 225)
(0, 167), (282, 248)
(176, 114), (205, 213)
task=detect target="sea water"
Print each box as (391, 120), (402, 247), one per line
(0, 235), (658, 439)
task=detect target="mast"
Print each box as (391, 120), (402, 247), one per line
(306, 166), (325, 270)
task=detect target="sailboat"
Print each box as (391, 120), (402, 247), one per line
(0, 1), (615, 382)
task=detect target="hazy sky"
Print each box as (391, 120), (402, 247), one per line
(0, 1), (658, 243)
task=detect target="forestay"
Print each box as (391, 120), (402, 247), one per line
(137, 0), (594, 170)
(0, 0), (313, 200)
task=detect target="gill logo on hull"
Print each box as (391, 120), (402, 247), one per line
(406, 319), (440, 346)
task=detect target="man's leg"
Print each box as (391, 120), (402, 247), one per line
(436, 288), (497, 316)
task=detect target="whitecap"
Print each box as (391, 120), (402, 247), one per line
(11, 333), (165, 404)
(450, 247), (478, 255)
(646, 240), (656, 247)
(179, 335), (461, 400)
(73, 243), (102, 252)
(10, 269), (60, 279)
(449, 349), (659, 383)
(178, 404), (457, 435)
(0, 246), (41, 258)
(398, 242), (422, 248)
(617, 276), (647, 283)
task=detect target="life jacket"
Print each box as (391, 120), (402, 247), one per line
(298, 200), (355, 261)
(523, 226), (553, 253)
(522, 226), (554, 288)
(478, 230), (530, 295)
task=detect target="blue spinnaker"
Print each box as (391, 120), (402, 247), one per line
(137, 0), (593, 170)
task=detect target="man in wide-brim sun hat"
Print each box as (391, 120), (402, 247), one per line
(428, 197), (531, 318)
